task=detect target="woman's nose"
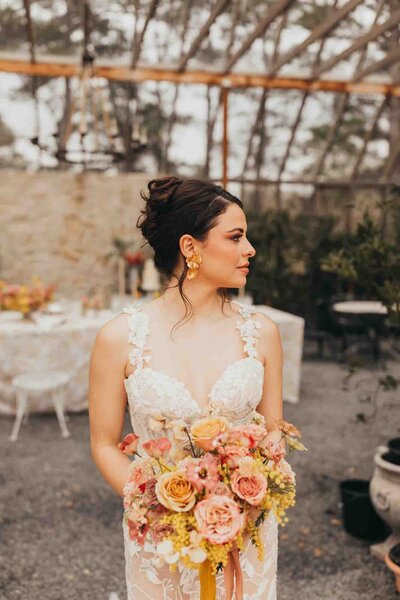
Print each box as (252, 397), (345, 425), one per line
(246, 244), (256, 258)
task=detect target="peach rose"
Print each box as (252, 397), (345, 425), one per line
(264, 440), (286, 463)
(143, 437), (172, 459)
(218, 444), (250, 468)
(228, 424), (266, 448)
(231, 471), (267, 506)
(194, 494), (244, 544)
(126, 457), (153, 495)
(190, 417), (228, 451)
(118, 432), (139, 455)
(155, 471), (196, 512)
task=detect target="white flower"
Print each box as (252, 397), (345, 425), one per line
(181, 545), (207, 564)
(156, 539), (180, 565)
(148, 414), (167, 432)
(165, 418), (188, 441)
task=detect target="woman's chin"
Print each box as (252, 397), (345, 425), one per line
(219, 276), (247, 288)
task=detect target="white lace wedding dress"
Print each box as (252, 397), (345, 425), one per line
(122, 299), (278, 600)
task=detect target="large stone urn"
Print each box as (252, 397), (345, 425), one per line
(369, 443), (400, 560)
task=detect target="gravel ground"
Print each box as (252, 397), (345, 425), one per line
(1, 353), (399, 600)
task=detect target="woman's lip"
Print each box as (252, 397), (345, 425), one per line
(238, 267), (249, 272)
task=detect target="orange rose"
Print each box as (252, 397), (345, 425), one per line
(190, 417), (228, 451)
(155, 471), (196, 512)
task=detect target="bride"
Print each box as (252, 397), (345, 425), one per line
(89, 176), (284, 599)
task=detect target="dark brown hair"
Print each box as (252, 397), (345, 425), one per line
(136, 176), (243, 333)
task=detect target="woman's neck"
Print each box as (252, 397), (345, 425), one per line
(159, 281), (230, 322)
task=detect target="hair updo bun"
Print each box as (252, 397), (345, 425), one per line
(136, 175), (243, 329)
(146, 176), (183, 211)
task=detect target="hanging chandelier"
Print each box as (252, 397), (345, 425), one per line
(30, 45), (148, 170)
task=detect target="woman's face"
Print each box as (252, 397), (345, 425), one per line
(182, 203), (256, 288)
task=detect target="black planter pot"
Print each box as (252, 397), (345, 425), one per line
(339, 479), (391, 542)
(389, 543), (400, 566)
(383, 451), (400, 466)
(388, 438), (400, 459)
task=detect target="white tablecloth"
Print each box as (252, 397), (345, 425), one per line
(0, 302), (304, 415)
(255, 305), (304, 404)
(0, 311), (114, 415)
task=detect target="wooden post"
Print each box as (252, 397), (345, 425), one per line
(222, 85), (229, 188)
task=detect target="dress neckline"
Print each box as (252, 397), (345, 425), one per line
(123, 299), (264, 412)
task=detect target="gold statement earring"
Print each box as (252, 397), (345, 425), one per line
(185, 252), (202, 279)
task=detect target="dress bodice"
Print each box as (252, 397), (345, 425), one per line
(122, 300), (264, 448)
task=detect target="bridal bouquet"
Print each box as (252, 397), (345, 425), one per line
(119, 414), (306, 599)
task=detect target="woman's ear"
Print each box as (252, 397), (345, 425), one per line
(179, 234), (196, 257)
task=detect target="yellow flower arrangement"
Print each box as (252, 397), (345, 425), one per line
(0, 276), (56, 314)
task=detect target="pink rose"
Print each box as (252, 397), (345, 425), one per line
(194, 494), (244, 544)
(264, 440), (286, 463)
(208, 482), (234, 498)
(127, 457), (153, 495)
(142, 437), (172, 459)
(185, 453), (220, 492)
(118, 433), (139, 455)
(231, 471), (267, 506)
(126, 504), (149, 546)
(142, 478), (158, 506)
(150, 519), (175, 544)
(127, 518), (149, 546)
(218, 444), (250, 468)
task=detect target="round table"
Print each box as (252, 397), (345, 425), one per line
(332, 301), (388, 315)
(332, 301), (388, 360)
(0, 310), (115, 415)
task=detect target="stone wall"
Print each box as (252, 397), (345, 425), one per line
(0, 169), (153, 301)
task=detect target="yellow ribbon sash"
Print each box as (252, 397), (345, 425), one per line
(199, 551), (243, 600)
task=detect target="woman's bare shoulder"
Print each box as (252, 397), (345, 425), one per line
(92, 312), (130, 351)
(232, 301), (279, 334)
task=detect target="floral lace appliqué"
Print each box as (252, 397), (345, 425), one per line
(121, 300), (277, 599)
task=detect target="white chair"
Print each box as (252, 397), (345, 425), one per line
(9, 359), (89, 442)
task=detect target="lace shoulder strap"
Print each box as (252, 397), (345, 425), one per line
(232, 300), (262, 359)
(122, 303), (151, 371)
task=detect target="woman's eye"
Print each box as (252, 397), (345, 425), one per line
(232, 236), (242, 242)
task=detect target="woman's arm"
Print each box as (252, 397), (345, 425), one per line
(89, 315), (132, 497)
(255, 313), (285, 451)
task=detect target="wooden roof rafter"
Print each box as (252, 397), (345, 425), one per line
(350, 94), (388, 179)
(241, 12), (288, 179)
(313, 8), (400, 78)
(312, 0), (387, 179)
(177, 0), (230, 72)
(131, 0), (160, 69)
(223, 0), (295, 75)
(2, 56), (400, 95)
(276, 0), (342, 181)
(357, 46), (400, 80)
(267, 0), (365, 76)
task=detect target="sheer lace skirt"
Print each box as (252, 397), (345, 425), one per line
(123, 511), (278, 600)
